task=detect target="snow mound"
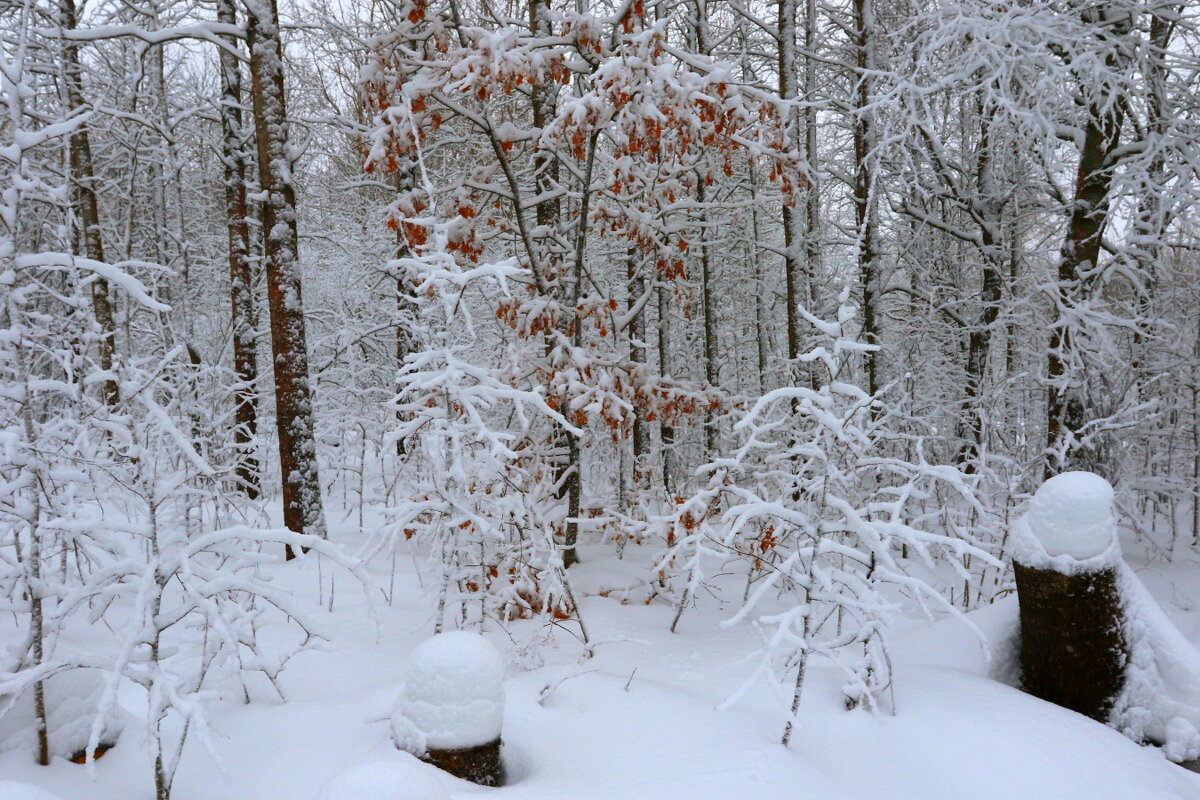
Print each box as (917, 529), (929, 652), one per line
(0, 668), (126, 760)
(392, 632), (505, 750)
(1025, 471), (1116, 560)
(1113, 563), (1200, 762)
(0, 781), (63, 800)
(315, 753), (449, 800)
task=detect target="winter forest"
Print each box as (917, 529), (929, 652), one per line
(5, 0), (1200, 795)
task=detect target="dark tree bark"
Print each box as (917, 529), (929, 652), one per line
(627, 247), (646, 488)
(956, 103), (1004, 472)
(393, 163), (418, 457)
(424, 738), (505, 786)
(1013, 561), (1127, 721)
(59, 0), (118, 409)
(528, 0), (581, 566)
(852, 0), (879, 398)
(1045, 8), (1130, 480)
(802, 0), (821, 375)
(561, 132), (598, 569)
(779, 0), (803, 379)
(657, 283), (675, 496)
(245, 0), (327, 554)
(217, 0), (260, 498)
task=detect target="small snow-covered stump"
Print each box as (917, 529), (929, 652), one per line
(316, 754), (450, 800)
(391, 632), (506, 786)
(1013, 472), (1126, 722)
(0, 669), (126, 763)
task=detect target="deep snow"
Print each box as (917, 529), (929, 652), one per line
(3, 503), (1200, 800)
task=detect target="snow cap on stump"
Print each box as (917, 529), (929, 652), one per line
(394, 631), (505, 751)
(315, 754), (450, 800)
(1025, 471), (1116, 560)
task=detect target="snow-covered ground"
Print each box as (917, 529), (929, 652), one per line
(4, 505), (1200, 800)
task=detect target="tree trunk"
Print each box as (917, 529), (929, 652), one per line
(852, 0), (879, 397)
(627, 247), (646, 488)
(1013, 561), (1126, 721)
(698, 175), (718, 459)
(957, 102), (1003, 471)
(394, 163), (417, 457)
(528, 0), (579, 564)
(562, 132), (598, 569)
(217, 0), (261, 498)
(779, 0), (803, 377)
(424, 738), (505, 787)
(59, 0), (119, 409)
(658, 284), (675, 497)
(1045, 16), (1127, 480)
(245, 0), (327, 553)
(802, 0), (821, 388)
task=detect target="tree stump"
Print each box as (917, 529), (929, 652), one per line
(1014, 471), (1127, 722)
(1014, 561), (1126, 721)
(424, 739), (505, 787)
(393, 631), (507, 787)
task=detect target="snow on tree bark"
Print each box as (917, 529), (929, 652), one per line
(245, 0), (327, 550)
(59, 0), (119, 410)
(1044, 3), (1132, 479)
(217, 0), (260, 498)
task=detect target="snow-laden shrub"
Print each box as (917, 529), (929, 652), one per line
(370, 214), (583, 634)
(672, 289), (997, 740)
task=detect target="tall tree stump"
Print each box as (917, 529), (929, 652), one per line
(392, 632), (506, 787)
(1014, 471), (1127, 722)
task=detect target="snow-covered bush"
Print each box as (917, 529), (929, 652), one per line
(683, 290), (996, 740)
(365, 188), (583, 633)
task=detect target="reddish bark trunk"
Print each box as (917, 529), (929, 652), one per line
(217, 0), (260, 498)
(246, 0), (327, 554)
